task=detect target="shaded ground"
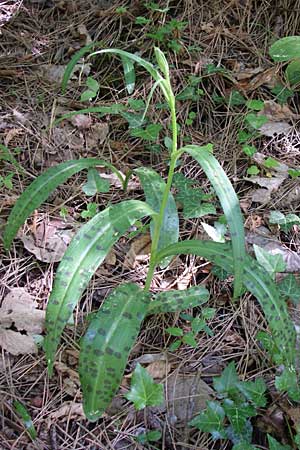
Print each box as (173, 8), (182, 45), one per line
(1, 0), (300, 449)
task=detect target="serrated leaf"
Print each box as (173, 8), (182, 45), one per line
(79, 283), (150, 421)
(268, 435), (292, 450)
(173, 172), (216, 219)
(4, 158), (122, 250)
(121, 56), (136, 94)
(44, 200), (155, 375)
(269, 36), (300, 62)
(125, 363), (164, 410)
(155, 240), (296, 371)
(82, 168), (110, 196)
(213, 362), (239, 396)
(253, 245), (286, 278)
(236, 379), (267, 408)
(135, 167), (179, 268)
(13, 400), (37, 440)
(189, 401), (226, 440)
(278, 274), (300, 304)
(181, 144), (246, 298)
(147, 285), (209, 315)
(285, 59), (300, 86)
(223, 399), (256, 435)
(86, 77), (99, 92)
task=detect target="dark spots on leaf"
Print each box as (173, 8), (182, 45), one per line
(86, 385), (92, 392)
(64, 256), (74, 262)
(96, 390), (103, 395)
(96, 245), (104, 251)
(102, 309), (110, 315)
(94, 349), (104, 356)
(123, 312), (132, 319)
(136, 312), (144, 320)
(97, 328), (106, 336)
(66, 303), (73, 309)
(59, 280), (68, 287)
(114, 352), (122, 359)
(84, 233), (93, 240)
(106, 347), (114, 355)
(51, 299), (59, 305)
(107, 367), (115, 373)
(124, 346), (131, 352)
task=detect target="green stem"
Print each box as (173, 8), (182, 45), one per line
(144, 99), (178, 291)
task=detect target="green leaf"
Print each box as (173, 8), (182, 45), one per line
(135, 167), (179, 267)
(82, 168), (110, 196)
(242, 145), (257, 157)
(147, 285), (210, 315)
(264, 157), (279, 169)
(155, 240), (296, 371)
(223, 399), (256, 435)
(121, 56), (135, 94)
(79, 283), (150, 421)
(80, 89), (97, 102)
(181, 144), (246, 298)
(182, 332), (197, 347)
(189, 401), (226, 440)
(270, 36), (300, 62)
(131, 123), (163, 141)
(232, 443), (259, 450)
(154, 47), (170, 79)
(253, 245), (286, 279)
(166, 327), (183, 337)
(44, 200), (155, 375)
(125, 363), (164, 410)
(173, 172), (216, 219)
(236, 378), (267, 408)
(136, 430), (162, 443)
(13, 400), (37, 440)
(269, 210), (300, 232)
(245, 113), (268, 130)
(278, 274), (300, 304)
(247, 165), (260, 175)
(202, 222), (226, 243)
(86, 77), (99, 92)
(135, 16), (151, 25)
(271, 84), (294, 104)
(81, 202), (98, 219)
(4, 158), (122, 250)
(275, 367), (300, 401)
(246, 99), (264, 110)
(62, 41), (103, 93)
(227, 90), (246, 106)
(267, 434), (292, 450)
(285, 59), (300, 86)
(213, 362), (239, 397)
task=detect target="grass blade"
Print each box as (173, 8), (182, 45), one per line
(155, 240), (296, 369)
(79, 283), (150, 421)
(3, 159), (123, 250)
(61, 41), (102, 93)
(181, 144), (246, 298)
(13, 400), (37, 440)
(54, 104), (126, 126)
(147, 285), (210, 315)
(44, 200), (155, 375)
(135, 167), (179, 267)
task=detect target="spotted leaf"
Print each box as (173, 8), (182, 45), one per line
(44, 200), (155, 375)
(180, 145), (246, 298)
(4, 159), (123, 250)
(147, 285), (210, 315)
(135, 167), (179, 268)
(79, 283), (150, 421)
(156, 240), (296, 371)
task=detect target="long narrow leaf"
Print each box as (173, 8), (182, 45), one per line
(54, 104), (127, 126)
(147, 285), (210, 315)
(181, 144), (246, 298)
(3, 159), (123, 250)
(135, 167), (179, 267)
(155, 240), (296, 369)
(44, 200), (155, 375)
(121, 56), (135, 94)
(61, 41), (102, 93)
(79, 283), (150, 421)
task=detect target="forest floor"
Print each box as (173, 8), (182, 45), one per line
(1, 1), (300, 449)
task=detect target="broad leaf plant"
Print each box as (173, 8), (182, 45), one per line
(4, 45), (299, 421)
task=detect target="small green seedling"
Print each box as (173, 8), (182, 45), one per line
(80, 76), (100, 102)
(3, 46), (298, 422)
(189, 362), (267, 446)
(80, 202), (98, 219)
(125, 363), (164, 410)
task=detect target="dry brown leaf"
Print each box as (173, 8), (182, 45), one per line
(47, 402), (85, 424)
(259, 101), (297, 121)
(21, 219), (75, 263)
(0, 288), (45, 355)
(4, 127), (23, 146)
(124, 233), (151, 269)
(147, 360), (171, 380)
(247, 67), (279, 91)
(259, 121), (292, 137)
(70, 113), (92, 130)
(85, 122), (109, 148)
(104, 248), (117, 266)
(77, 24), (92, 44)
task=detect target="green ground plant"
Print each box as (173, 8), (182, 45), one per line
(3, 45), (299, 423)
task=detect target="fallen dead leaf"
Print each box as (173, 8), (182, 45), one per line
(77, 24), (92, 45)
(104, 248), (117, 266)
(4, 128), (23, 146)
(259, 101), (297, 121)
(147, 360), (171, 380)
(21, 218), (75, 263)
(70, 113), (92, 130)
(124, 233), (151, 269)
(0, 288), (45, 355)
(47, 402), (85, 425)
(259, 121), (292, 137)
(85, 122), (109, 148)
